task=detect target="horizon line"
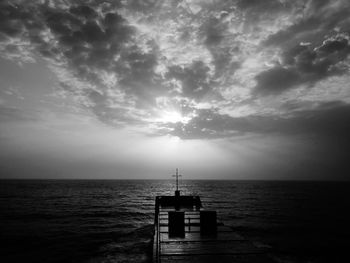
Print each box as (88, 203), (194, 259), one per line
(1, 178), (349, 182)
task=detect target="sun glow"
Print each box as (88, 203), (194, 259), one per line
(156, 110), (191, 124)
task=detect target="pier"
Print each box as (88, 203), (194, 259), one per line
(153, 169), (272, 262)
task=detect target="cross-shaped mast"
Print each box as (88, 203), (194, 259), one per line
(172, 168), (182, 191)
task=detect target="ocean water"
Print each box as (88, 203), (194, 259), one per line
(1, 180), (349, 263)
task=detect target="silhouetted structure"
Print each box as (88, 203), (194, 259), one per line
(152, 169), (273, 263)
(172, 168), (181, 198)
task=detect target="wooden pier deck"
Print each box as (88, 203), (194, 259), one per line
(153, 170), (273, 262)
(153, 209), (272, 263)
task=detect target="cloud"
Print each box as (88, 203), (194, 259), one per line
(166, 61), (213, 101)
(0, 1), (162, 125)
(69, 5), (98, 20)
(156, 100), (350, 140)
(254, 33), (350, 95)
(0, 0), (350, 140)
(263, 0), (350, 48)
(254, 67), (300, 95)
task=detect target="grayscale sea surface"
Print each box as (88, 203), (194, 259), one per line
(1, 180), (349, 262)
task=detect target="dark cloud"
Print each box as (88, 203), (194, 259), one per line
(199, 15), (241, 78)
(255, 34), (350, 95)
(254, 67), (300, 95)
(201, 16), (227, 47)
(118, 44), (161, 99)
(166, 61), (212, 101)
(158, 101), (350, 140)
(264, 16), (321, 48)
(69, 5), (97, 20)
(263, 0), (350, 48)
(37, 2), (162, 120)
(194, 0), (299, 82)
(0, 1), (40, 38)
(0, 0), (160, 112)
(318, 38), (350, 54)
(283, 36), (350, 76)
(160, 109), (245, 139)
(257, 0), (350, 97)
(44, 5), (163, 111)
(41, 6), (135, 71)
(44, 8), (80, 36)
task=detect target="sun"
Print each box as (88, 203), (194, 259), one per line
(156, 110), (191, 124)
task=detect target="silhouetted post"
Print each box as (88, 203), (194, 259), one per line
(200, 211), (217, 235)
(172, 168), (182, 210)
(168, 211), (185, 237)
(172, 168), (182, 197)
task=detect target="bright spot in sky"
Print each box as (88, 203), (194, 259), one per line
(156, 110), (191, 124)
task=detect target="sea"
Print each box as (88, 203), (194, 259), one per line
(1, 180), (349, 263)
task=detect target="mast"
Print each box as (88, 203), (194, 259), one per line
(172, 168), (182, 197)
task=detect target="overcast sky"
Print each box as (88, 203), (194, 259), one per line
(0, 0), (349, 180)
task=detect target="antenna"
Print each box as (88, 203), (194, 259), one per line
(172, 168), (182, 192)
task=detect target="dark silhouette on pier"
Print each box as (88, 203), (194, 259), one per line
(152, 169), (273, 262)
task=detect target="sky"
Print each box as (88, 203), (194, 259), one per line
(0, 0), (349, 180)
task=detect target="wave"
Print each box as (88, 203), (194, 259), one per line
(2, 180), (350, 263)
